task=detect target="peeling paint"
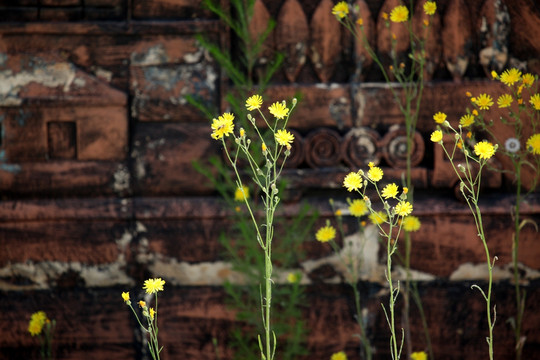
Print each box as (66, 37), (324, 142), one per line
(115, 229), (133, 251)
(92, 66), (113, 82)
(113, 164), (130, 194)
(149, 258), (245, 286)
(80, 262), (134, 287)
(182, 46), (205, 64)
(449, 262), (540, 282)
(0, 260), (133, 290)
(141, 61), (217, 94)
(302, 226), (387, 284)
(131, 147), (146, 179)
(131, 44), (169, 66)
(0, 61), (78, 106)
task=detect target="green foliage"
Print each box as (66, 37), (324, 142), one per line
(194, 156), (316, 360)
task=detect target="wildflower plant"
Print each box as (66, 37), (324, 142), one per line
(28, 311), (55, 360)
(188, 2), (311, 357)
(430, 115), (499, 360)
(340, 162), (415, 360)
(210, 95), (297, 360)
(332, 2), (437, 357)
(459, 68), (540, 360)
(317, 197), (373, 360)
(122, 278), (166, 360)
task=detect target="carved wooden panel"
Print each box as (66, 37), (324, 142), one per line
(276, 0), (309, 82)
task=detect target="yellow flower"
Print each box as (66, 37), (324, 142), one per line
(491, 70), (498, 79)
(499, 68), (522, 86)
(411, 351), (428, 360)
(390, 5), (408, 22)
(211, 113), (235, 140)
(332, 1), (349, 19)
(497, 94), (513, 108)
(287, 272), (300, 283)
(139, 300), (147, 308)
(246, 94), (263, 111)
(475, 93), (493, 110)
(343, 172), (363, 192)
(262, 142), (267, 153)
(522, 73), (535, 87)
(268, 101), (289, 119)
(367, 166), (383, 182)
(472, 109), (479, 116)
(275, 129), (295, 146)
(357, 18), (363, 26)
(465, 91), (472, 97)
(316, 225), (336, 243)
(369, 211), (388, 225)
(433, 112), (447, 124)
(349, 199), (368, 217)
(234, 185), (249, 201)
(474, 141), (496, 160)
(530, 94), (540, 110)
(459, 114), (475, 127)
(402, 216), (421, 232)
(526, 133), (540, 155)
(149, 308), (156, 320)
(382, 12), (389, 20)
(423, 1), (436, 15)
(330, 351), (348, 360)
(143, 277), (166, 294)
(402, 187), (408, 195)
(394, 201), (413, 216)
(430, 130), (443, 143)
(28, 311), (48, 336)
(381, 183), (399, 199)
(122, 291), (130, 303)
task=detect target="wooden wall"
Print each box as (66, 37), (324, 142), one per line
(1, 0), (540, 359)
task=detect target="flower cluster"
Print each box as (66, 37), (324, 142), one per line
(433, 68), (540, 163)
(411, 351), (428, 360)
(143, 277), (166, 294)
(28, 311), (49, 336)
(122, 278), (166, 359)
(330, 351), (348, 360)
(209, 96), (298, 360)
(212, 95), (296, 154)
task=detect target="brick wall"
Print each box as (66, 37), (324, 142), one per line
(1, 0), (539, 359)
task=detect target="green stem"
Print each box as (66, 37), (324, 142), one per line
(513, 163), (524, 360)
(474, 201), (495, 360)
(385, 223), (400, 360)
